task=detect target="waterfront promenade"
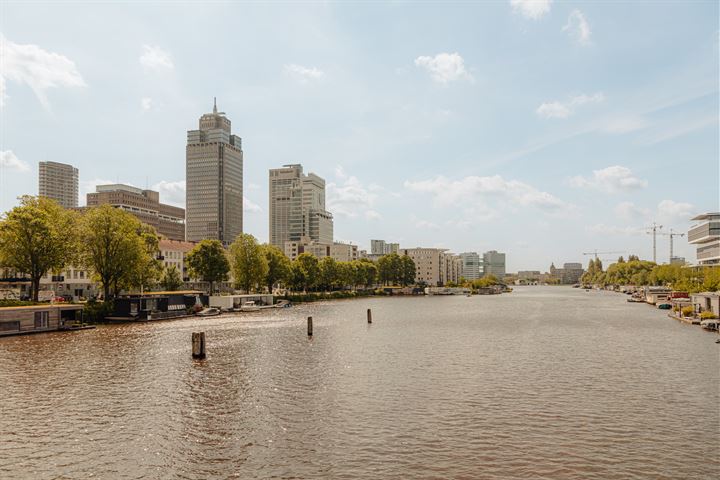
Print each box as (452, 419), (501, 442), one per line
(0, 286), (717, 479)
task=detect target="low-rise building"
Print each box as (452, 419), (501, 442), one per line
(401, 248), (446, 286)
(549, 262), (585, 284)
(284, 238), (358, 262)
(87, 184), (186, 241)
(691, 292), (720, 317)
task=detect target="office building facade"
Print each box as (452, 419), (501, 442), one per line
(38, 161), (78, 208)
(269, 164), (333, 249)
(186, 99), (243, 244)
(689, 213), (720, 265)
(483, 250), (506, 277)
(87, 184), (185, 241)
(459, 252), (481, 280)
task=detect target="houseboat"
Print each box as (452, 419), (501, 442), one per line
(0, 304), (85, 336)
(107, 290), (205, 322)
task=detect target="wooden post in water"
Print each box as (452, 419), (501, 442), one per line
(307, 316), (313, 336)
(367, 308), (372, 324)
(192, 332), (206, 359)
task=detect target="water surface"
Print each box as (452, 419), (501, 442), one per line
(1, 287), (718, 479)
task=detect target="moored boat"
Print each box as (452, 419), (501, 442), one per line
(197, 307), (221, 317)
(657, 303), (672, 310)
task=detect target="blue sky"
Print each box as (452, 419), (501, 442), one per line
(1, 1), (718, 271)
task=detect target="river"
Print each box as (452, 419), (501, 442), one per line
(1, 286), (718, 479)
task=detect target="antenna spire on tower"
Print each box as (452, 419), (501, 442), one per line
(213, 97), (217, 114)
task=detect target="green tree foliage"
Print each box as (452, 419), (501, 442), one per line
(291, 253), (320, 292)
(357, 259), (378, 288)
(123, 223), (163, 294)
(79, 204), (150, 300)
(186, 239), (230, 295)
(400, 255), (416, 286)
(472, 275), (500, 289)
(0, 196), (78, 301)
(617, 256), (625, 263)
(229, 233), (268, 293)
(261, 244), (291, 292)
(318, 257), (340, 291)
(628, 255), (640, 261)
(160, 265), (183, 291)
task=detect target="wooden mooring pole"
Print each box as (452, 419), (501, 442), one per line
(307, 316), (313, 336)
(192, 332), (206, 359)
(367, 308), (372, 324)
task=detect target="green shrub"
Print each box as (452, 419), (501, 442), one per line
(700, 311), (717, 320)
(0, 299), (38, 308)
(681, 306), (694, 317)
(83, 300), (114, 323)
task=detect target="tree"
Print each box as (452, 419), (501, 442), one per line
(0, 196), (78, 301)
(617, 256), (625, 263)
(229, 234), (268, 293)
(377, 253), (402, 285)
(292, 253), (320, 292)
(161, 265), (183, 291)
(319, 257), (340, 291)
(261, 244), (291, 292)
(79, 204), (149, 300)
(186, 239), (230, 295)
(122, 223), (162, 294)
(628, 254), (640, 262)
(400, 255), (416, 286)
(357, 259), (377, 288)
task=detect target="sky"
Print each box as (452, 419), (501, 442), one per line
(0, 0), (718, 272)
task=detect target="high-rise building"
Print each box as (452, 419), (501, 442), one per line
(38, 161), (78, 208)
(269, 164), (333, 249)
(459, 252), (481, 280)
(483, 250), (506, 277)
(370, 240), (386, 255)
(86, 184), (185, 241)
(186, 99), (243, 244)
(689, 213), (720, 265)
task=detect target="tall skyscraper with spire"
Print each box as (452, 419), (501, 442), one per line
(186, 99), (243, 244)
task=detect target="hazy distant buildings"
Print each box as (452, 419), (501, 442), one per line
(483, 250), (506, 277)
(38, 161), (78, 208)
(87, 184), (185, 241)
(284, 238), (357, 262)
(186, 99), (243, 244)
(371, 239), (400, 255)
(459, 252), (481, 280)
(269, 164), (333, 249)
(549, 262), (584, 284)
(689, 213), (720, 265)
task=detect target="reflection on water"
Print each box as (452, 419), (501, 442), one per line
(1, 287), (718, 479)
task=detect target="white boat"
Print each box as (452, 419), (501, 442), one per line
(700, 319), (719, 331)
(238, 301), (260, 312)
(197, 307), (221, 317)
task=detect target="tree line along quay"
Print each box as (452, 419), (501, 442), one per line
(0, 196), (510, 322)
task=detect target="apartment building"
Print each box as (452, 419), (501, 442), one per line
(284, 238), (358, 262)
(459, 252), (481, 280)
(483, 250), (506, 277)
(401, 248), (446, 286)
(38, 161), (78, 208)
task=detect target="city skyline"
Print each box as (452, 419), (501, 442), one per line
(1, 2), (718, 270)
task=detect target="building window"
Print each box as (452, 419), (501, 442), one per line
(34, 311), (49, 329)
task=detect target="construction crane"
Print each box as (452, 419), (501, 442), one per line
(582, 250), (626, 260)
(656, 228), (685, 263)
(645, 222), (663, 264)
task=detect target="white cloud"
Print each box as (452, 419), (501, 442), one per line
(414, 52), (474, 84)
(569, 165), (648, 193)
(327, 168), (381, 220)
(0, 33), (86, 109)
(404, 174), (567, 214)
(615, 201), (651, 221)
(139, 45), (174, 70)
(656, 199), (695, 223)
(283, 64), (325, 83)
(536, 92), (604, 119)
(586, 224), (645, 236)
(563, 9), (592, 46)
(152, 180), (185, 207)
(141, 97), (152, 111)
(0, 150), (30, 172)
(415, 220), (440, 230)
(510, 0), (552, 20)
(244, 196), (262, 214)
